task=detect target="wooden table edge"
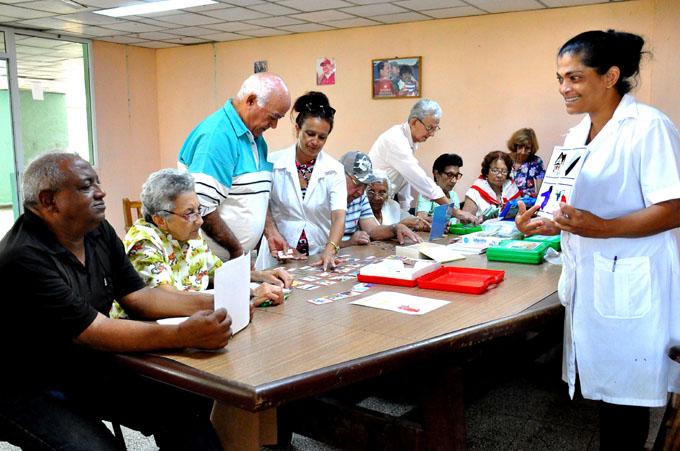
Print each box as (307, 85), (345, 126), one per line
(112, 292), (563, 411)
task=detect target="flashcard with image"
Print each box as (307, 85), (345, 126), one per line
(307, 297), (334, 305)
(536, 146), (588, 219)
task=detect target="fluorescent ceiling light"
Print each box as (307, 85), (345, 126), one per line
(94, 0), (217, 17)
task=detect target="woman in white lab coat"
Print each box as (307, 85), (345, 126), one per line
(516, 30), (680, 449)
(258, 92), (347, 271)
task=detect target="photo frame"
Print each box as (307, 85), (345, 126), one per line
(372, 56), (421, 99)
(316, 57), (336, 85)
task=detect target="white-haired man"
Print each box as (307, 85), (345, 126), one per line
(179, 72), (292, 260)
(369, 99), (480, 224)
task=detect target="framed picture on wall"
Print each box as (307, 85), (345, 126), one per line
(317, 57), (336, 85)
(372, 56), (421, 99)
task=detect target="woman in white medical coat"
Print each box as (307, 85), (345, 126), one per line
(516, 30), (680, 449)
(258, 92), (347, 271)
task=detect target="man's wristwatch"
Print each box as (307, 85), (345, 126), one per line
(327, 240), (340, 255)
(391, 224), (397, 236)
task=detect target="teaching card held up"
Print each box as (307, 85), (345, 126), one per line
(536, 146), (587, 219)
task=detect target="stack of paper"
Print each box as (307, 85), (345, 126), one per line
(396, 242), (465, 263)
(447, 241), (488, 255)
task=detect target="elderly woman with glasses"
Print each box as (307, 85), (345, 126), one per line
(507, 128), (545, 198)
(257, 91), (347, 271)
(368, 170), (430, 231)
(416, 153), (464, 223)
(113, 169), (288, 318)
(462, 150), (520, 221)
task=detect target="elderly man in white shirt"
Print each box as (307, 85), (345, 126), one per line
(369, 99), (479, 225)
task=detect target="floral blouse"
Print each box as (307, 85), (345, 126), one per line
(110, 218), (222, 318)
(511, 156), (546, 198)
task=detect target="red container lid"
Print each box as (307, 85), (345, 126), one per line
(357, 273), (418, 287)
(416, 267), (505, 294)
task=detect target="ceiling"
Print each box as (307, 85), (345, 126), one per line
(1, 0), (626, 94)
(0, 0), (626, 49)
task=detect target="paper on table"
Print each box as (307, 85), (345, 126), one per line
(350, 291), (449, 315)
(214, 251), (251, 335)
(157, 317), (189, 325)
(418, 246), (465, 263)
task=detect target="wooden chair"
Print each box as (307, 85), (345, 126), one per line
(122, 198), (142, 231)
(653, 346), (680, 450)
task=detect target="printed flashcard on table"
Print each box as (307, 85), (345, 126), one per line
(308, 297), (334, 305)
(350, 291), (449, 315)
(297, 284), (321, 290)
(536, 146), (588, 219)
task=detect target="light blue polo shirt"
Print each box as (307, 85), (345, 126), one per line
(178, 99), (274, 253)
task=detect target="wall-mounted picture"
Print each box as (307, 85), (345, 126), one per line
(254, 60), (267, 73)
(372, 56), (421, 99)
(316, 57), (336, 85)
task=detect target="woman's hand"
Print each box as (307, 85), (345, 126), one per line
(454, 208), (482, 225)
(252, 283), (284, 307)
(311, 248), (349, 271)
(515, 201), (560, 236)
(553, 203), (609, 238)
(400, 217), (431, 232)
(252, 268), (293, 288)
(346, 230), (371, 246)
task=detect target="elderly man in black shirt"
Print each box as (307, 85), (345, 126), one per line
(0, 152), (232, 450)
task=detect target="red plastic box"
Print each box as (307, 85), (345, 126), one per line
(416, 267), (505, 294)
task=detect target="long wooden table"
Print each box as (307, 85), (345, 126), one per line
(114, 240), (563, 450)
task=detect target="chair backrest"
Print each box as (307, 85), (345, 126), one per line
(122, 198), (142, 231)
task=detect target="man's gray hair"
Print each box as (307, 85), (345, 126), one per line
(22, 151), (81, 207)
(236, 73), (289, 107)
(141, 169), (195, 223)
(408, 99), (442, 122)
(371, 169), (395, 198)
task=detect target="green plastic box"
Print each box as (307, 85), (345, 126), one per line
(524, 234), (561, 251)
(486, 240), (550, 264)
(449, 223), (483, 235)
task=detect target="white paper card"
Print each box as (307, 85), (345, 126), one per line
(214, 251), (250, 334)
(536, 146), (588, 218)
(350, 291), (449, 315)
(31, 81), (44, 101)
(157, 317), (188, 325)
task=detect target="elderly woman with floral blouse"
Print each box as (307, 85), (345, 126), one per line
(112, 169), (290, 318)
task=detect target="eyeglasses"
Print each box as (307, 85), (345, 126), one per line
(489, 168), (509, 176)
(366, 189), (388, 199)
(305, 102), (336, 118)
(417, 118), (441, 133)
(347, 173), (367, 189)
(162, 207), (205, 222)
(441, 171), (463, 180)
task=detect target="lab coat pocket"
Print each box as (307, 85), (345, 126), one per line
(593, 252), (651, 319)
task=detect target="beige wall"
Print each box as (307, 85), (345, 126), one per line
(92, 0), (679, 236)
(92, 42), (160, 233)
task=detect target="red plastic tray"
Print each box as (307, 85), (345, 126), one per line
(357, 273), (418, 287)
(416, 267), (505, 294)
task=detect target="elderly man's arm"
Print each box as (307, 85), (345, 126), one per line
(201, 210), (244, 259)
(74, 309), (232, 352)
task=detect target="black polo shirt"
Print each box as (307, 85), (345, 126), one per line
(0, 209), (146, 387)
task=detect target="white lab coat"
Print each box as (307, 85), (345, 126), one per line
(559, 94), (680, 407)
(255, 145), (347, 269)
